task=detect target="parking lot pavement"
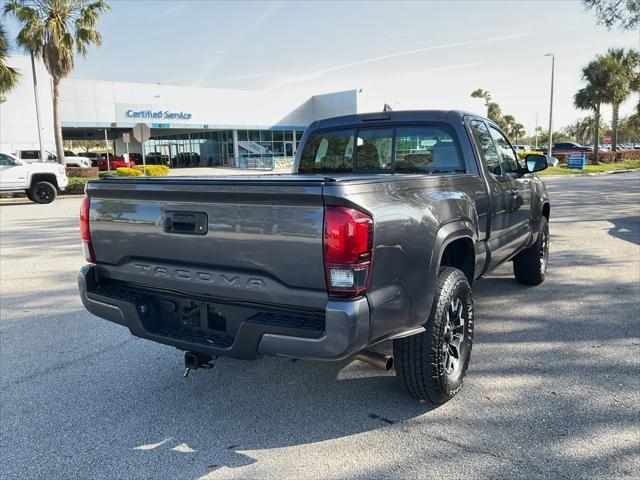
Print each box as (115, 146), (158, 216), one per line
(1, 171), (639, 480)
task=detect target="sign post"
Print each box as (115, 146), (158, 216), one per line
(132, 123), (151, 175)
(122, 132), (130, 164)
(104, 129), (111, 172)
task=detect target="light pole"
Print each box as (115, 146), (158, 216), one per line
(30, 52), (46, 163)
(545, 53), (555, 157)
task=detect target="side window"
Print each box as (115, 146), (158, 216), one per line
(469, 119), (502, 176)
(355, 128), (392, 170)
(298, 129), (354, 173)
(489, 126), (521, 174)
(395, 126), (462, 173)
(0, 154), (16, 166)
(22, 151), (38, 160)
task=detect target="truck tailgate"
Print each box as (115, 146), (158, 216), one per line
(87, 176), (328, 310)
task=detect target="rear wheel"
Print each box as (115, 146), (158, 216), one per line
(513, 216), (549, 285)
(29, 181), (57, 204)
(394, 267), (474, 403)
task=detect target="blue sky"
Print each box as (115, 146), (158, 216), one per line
(5, 0), (638, 131)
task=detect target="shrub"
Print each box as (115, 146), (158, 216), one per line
(66, 167), (99, 178)
(116, 167), (143, 176)
(99, 170), (117, 178)
(135, 165), (170, 176)
(65, 177), (91, 195)
(553, 150), (640, 165)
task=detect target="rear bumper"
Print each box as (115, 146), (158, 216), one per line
(78, 264), (370, 361)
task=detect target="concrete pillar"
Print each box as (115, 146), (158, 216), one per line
(232, 129), (239, 167)
(293, 130), (297, 155)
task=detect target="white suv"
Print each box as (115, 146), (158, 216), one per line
(0, 153), (68, 203)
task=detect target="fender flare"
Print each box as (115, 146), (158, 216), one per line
(429, 219), (478, 278)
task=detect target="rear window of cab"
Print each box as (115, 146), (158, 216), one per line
(298, 125), (464, 174)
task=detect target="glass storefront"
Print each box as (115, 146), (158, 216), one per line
(143, 129), (305, 168)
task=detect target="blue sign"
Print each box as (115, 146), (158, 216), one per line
(567, 153), (587, 169)
(126, 109), (192, 120)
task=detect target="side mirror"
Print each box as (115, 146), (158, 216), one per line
(524, 154), (548, 173)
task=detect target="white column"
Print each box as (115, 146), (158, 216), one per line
(293, 130), (297, 155)
(232, 129), (239, 167)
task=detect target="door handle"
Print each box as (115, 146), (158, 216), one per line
(163, 211), (208, 235)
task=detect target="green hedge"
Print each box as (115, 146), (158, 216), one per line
(66, 177), (91, 195)
(554, 150), (640, 164)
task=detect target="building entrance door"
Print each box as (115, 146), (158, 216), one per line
(285, 141), (294, 157)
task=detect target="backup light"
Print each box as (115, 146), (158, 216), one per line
(323, 206), (373, 296)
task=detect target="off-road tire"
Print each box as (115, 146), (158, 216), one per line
(24, 189), (35, 201)
(513, 216), (549, 286)
(394, 267), (474, 403)
(29, 181), (57, 204)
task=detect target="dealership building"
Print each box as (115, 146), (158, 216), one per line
(1, 55), (358, 168)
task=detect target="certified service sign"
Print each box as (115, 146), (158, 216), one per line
(126, 109), (192, 120)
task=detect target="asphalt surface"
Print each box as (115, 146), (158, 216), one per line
(1, 171), (639, 480)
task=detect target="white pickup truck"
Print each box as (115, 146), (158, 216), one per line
(0, 152), (68, 203)
(14, 149), (92, 168)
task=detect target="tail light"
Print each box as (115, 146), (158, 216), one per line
(80, 196), (96, 263)
(323, 206), (374, 296)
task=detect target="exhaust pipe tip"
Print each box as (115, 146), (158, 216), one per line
(355, 350), (394, 371)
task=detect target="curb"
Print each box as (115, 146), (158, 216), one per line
(543, 169), (637, 179)
(0, 194), (82, 204)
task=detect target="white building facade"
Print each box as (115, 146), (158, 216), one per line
(1, 55), (358, 167)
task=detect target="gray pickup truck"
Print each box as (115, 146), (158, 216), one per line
(78, 111), (550, 403)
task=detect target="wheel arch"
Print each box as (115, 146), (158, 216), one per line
(541, 202), (550, 220)
(431, 220), (477, 284)
(29, 173), (59, 189)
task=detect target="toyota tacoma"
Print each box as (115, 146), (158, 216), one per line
(78, 111), (550, 403)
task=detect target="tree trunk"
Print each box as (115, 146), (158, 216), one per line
(611, 103), (619, 152)
(52, 77), (65, 165)
(593, 103), (600, 164)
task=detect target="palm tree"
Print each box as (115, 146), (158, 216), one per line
(511, 123), (526, 144)
(0, 23), (20, 101)
(574, 58), (614, 163)
(599, 48), (640, 151)
(471, 89), (492, 117)
(4, 0), (110, 164)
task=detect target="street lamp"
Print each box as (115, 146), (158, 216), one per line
(545, 53), (555, 157)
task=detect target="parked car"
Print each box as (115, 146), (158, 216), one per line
(171, 152), (200, 167)
(512, 144), (532, 152)
(0, 152), (68, 203)
(539, 142), (591, 155)
(63, 150), (93, 168)
(145, 152), (170, 165)
(97, 156), (136, 171)
(14, 149), (91, 168)
(78, 110), (551, 403)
